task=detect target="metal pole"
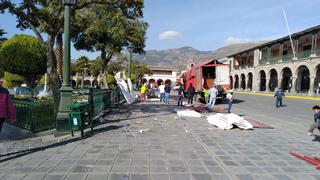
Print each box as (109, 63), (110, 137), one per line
(283, 9), (296, 58)
(56, 4), (73, 135)
(62, 5), (71, 87)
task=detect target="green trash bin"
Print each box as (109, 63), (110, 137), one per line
(69, 101), (92, 137)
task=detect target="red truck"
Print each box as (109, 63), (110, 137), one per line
(182, 59), (230, 103)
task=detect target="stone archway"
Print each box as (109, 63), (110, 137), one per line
(142, 78), (147, 84)
(84, 80), (91, 87)
(234, 75), (239, 89)
(92, 80), (98, 87)
(296, 66), (310, 93)
(71, 80), (77, 88)
(259, 70), (266, 91)
(281, 67), (292, 92)
(149, 79), (155, 84)
(247, 73), (253, 91)
(240, 74), (246, 90)
(230, 76), (234, 89)
(165, 79), (172, 86)
(157, 79), (163, 86)
(269, 69), (278, 92)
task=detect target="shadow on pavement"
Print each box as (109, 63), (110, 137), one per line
(312, 134), (320, 142)
(0, 125), (123, 163)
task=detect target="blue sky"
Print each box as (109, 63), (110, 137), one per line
(1, 0), (320, 59)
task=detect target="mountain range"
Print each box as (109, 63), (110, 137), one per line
(134, 42), (267, 71)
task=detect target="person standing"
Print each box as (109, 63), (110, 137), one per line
(274, 88), (285, 108)
(208, 85), (218, 109)
(203, 87), (209, 103)
(0, 78), (16, 133)
(140, 83), (147, 101)
(288, 82), (292, 93)
(226, 90), (233, 113)
(164, 83), (171, 104)
(308, 105), (320, 136)
(187, 83), (195, 104)
(177, 84), (184, 106)
(159, 82), (165, 102)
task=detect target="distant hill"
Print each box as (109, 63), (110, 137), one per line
(134, 42), (267, 71)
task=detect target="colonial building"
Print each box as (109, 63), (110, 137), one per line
(228, 25), (320, 95)
(143, 67), (178, 86)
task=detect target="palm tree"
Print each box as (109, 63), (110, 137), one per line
(75, 56), (91, 88)
(0, 29), (7, 45)
(55, 33), (63, 83)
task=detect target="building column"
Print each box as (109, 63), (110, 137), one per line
(291, 76), (297, 93)
(239, 54), (243, 69)
(279, 43), (283, 62)
(293, 38), (299, 59)
(267, 46), (271, 64)
(266, 78), (270, 92)
(309, 75), (316, 96)
(311, 31), (318, 57)
(246, 52), (249, 68)
(278, 77), (283, 90)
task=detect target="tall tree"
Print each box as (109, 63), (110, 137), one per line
(72, 3), (147, 88)
(0, 0), (145, 112)
(55, 33), (63, 82)
(74, 56), (91, 89)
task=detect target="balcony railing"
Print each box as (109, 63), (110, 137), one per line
(282, 54), (293, 62)
(297, 49), (311, 59)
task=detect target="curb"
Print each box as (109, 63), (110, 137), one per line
(235, 91), (320, 101)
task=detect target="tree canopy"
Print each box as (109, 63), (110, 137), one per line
(0, 34), (46, 87)
(0, 0), (146, 109)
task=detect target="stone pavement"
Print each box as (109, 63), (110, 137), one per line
(0, 100), (320, 180)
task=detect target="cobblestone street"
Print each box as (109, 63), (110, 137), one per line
(1, 95), (320, 180)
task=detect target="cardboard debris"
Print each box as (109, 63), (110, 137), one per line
(175, 109), (202, 118)
(207, 113), (253, 130)
(135, 120), (144, 125)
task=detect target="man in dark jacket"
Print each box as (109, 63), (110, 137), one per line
(177, 84), (184, 106)
(274, 88), (285, 108)
(187, 83), (195, 104)
(164, 83), (171, 104)
(308, 105), (320, 136)
(0, 79), (16, 133)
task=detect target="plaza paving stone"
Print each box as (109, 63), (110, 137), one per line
(1, 98), (320, 180)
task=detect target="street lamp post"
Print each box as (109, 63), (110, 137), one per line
(128, 48), (132, 79)
(128, 46), (133, 80)
(56, 0), (77, 135)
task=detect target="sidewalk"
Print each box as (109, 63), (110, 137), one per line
(236, 91), (320, 101)
(0, 101), (319, 180)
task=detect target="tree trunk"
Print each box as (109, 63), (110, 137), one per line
(81, 71), (84, 89)
(101, 49), (109, 89)
(55, 33), (63, 83)
(46, 35), (61, 114)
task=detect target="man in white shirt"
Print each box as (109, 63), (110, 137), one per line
(208, 85), (218, 108)
(226, 90), (233, 113)
(159, 82), (165, 102)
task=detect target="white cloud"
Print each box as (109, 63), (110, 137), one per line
(159, 31), (181, 40)
(224, 37), (250, 45)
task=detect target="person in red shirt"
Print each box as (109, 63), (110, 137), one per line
(0, 78), (16, 133)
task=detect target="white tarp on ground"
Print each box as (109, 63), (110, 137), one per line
(175, 109), (203, 118)
(117, 80), (135, 104)
(207, 113), (253, 130)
